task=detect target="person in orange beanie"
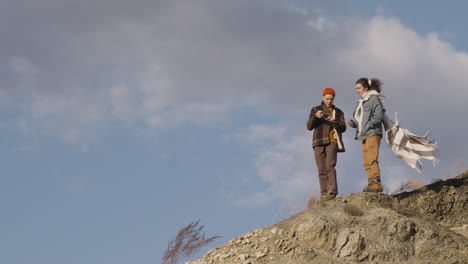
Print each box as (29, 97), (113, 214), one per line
(307, 88), (346, 202)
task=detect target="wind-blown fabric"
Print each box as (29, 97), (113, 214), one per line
(383, 113), (438, 173)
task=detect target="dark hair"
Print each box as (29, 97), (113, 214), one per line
(356, 77), (383, 93)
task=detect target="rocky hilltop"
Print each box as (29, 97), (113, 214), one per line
(187, 172), (467, 264)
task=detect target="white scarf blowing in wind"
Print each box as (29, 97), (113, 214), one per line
(354, 90), (438, 173)
(384, 113), (438, 173)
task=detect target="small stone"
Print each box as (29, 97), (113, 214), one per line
(220, 253), (231, 259)
(239, 254), (248, 261)
(255, 252), (266, 259)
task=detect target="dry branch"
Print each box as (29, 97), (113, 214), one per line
(161, 220), (220, 264)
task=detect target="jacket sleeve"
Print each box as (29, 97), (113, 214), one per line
(367, 96), (384, 128)
(349, 107), (357, 129)
(336, 109), (347, 133)
(307, 107), (320, 131)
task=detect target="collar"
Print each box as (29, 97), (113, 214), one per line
(321, 102), (334, 109)
(360, 90), (380, 101)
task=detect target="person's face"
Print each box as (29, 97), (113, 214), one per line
(322, 94), (334, 107)
(355, 83), (368, 96)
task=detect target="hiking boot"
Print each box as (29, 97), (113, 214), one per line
(318, 194), (336, 203)
(363, 183), (383, 192)
(318, 196), (327, 202)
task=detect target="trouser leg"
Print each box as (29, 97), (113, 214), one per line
(362, 135), (382, 184)
(314, 145), (328, 196)
(325, 142), (338, 196)
(362, 139), (371, 181)
(367, 135), (382, 184)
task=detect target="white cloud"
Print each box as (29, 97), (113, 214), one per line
(13, 118), (40, 153)
(307, 16), (329, 32)
(10, 56), (43, 77)
(336, 16), (468, 103)
(109, 84), (139, 120)
(2, 1), (344, 143)
(236, 122), (317, 205)
(26, 90), (107, 143)
(1, 1), (467, 202)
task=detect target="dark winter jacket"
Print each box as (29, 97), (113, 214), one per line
(307, 103), (346, 152)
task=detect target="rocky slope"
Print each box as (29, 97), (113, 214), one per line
(187, 172), (467, 264)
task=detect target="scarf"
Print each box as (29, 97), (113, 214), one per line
(354, 90), (382, 134)
(384, 113), (438, 173)
(354, 90), (438, 172)
(330, 108), (344, 152)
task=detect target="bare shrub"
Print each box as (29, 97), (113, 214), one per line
(390, 180), (424, 195)
(454, 159), (465, 170)
(290, 202), (304, 216)
(161, 220), (220, 264)
(445, 159), (466, 180)
(307, 194), (319, 209)
(343, 204), (364, 217)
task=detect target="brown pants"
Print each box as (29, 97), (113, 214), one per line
(314, 143), (338, 196)
(362, 135), (382, 184)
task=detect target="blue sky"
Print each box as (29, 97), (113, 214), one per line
(1, 0), (467, 263)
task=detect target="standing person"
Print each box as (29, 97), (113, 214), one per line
(348, 78), (385, 192)
(307, 88), (346, 202)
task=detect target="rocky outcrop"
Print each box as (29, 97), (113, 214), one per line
(393, 171), (467, 229)
(187, 173), (467, 264)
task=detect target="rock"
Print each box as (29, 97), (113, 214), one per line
(255, 251), (266, 259)
(238, 254), (248, 261)
(186, 173), (467, 264)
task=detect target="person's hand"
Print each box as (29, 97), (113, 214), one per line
(348, 120), (356, 128)
(315, 110), (325, 119)
(328, 119), (338, 127)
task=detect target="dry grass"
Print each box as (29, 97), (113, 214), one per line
(161, 220), (220, 264)
(390, 180), (424, 195)
(445, 159), (465, 180)
(307, 194), (319, 209)
(343, 204), (364, 217)
(272, 193), (320, 224)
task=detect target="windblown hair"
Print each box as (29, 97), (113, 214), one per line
(356, 77), (383, 93)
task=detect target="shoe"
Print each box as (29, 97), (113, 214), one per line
(318, 195), (330, 203)
(363, 183), (383, 192)
(318, 194), (336, 203)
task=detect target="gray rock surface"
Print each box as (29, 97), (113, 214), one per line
(187, 172), (467, 264)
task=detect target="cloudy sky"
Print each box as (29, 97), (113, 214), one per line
(1, 0), (467, 263)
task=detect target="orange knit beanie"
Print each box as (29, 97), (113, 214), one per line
(322, 88), (335, 96)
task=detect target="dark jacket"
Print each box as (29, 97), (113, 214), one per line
(307, 103), (346, 152)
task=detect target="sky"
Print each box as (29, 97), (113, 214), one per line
(1, 0), (467, 263)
